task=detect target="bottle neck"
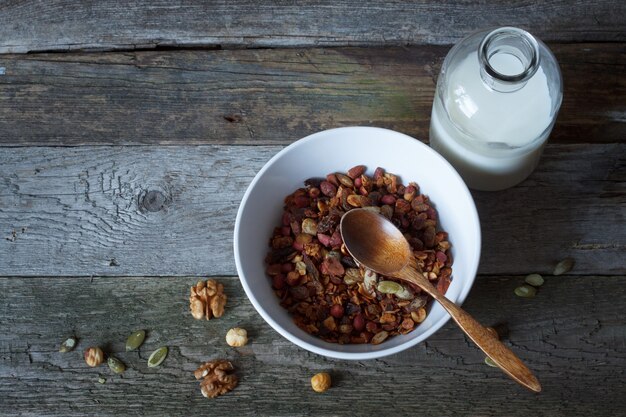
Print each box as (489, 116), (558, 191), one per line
(479, 27), (540, 93)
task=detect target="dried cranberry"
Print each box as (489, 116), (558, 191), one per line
(330, 304), (344, 318)
(272, 274), (286, 290)
(353, 314), (365, 331)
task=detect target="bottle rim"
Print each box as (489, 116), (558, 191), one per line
(479, 27), (540, 84)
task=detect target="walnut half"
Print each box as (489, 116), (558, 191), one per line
(189, 279), (227, 320)
(194, 360), (238, 398)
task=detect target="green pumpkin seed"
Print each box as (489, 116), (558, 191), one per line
(125, 330), (146, 351)
(553, 258), (575, 276)
(59, 337), (77, 353)
(514, 285), (537, 298)
(148, 346), (168, 367)
(98, 377), (106, 384)
(107, 356), (126, 374)
(377, 280), (403, 294)
(525, 273), (544, 287)
(484, 357), (498, 367)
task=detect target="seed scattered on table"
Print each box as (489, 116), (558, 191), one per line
(553, 258), (575, 276)
(126, 330), (146, 351)
(514, 285), (537, 298)
(98, 377), (107, 384)
(524, 273), (544, 287)
(107, 356), (126, 374)
(59, 337), (77, 353)
(148, 346), (168, 368)
(484, 357), (498, 367)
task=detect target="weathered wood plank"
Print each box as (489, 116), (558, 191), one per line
(0, 44), (623, 146)
(0, 144), (624, 276)
(0, 274), (624, 416)
(0, 1), (625, 53)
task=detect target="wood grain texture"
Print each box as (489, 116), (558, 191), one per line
(1, 144), (624, 277)
(0, 0), (625, 53)
(0, 44), (624, 146)
(0, 274), (624, 416)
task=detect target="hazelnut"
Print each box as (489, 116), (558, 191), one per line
(84, 346), (104, 367)
(225, 328), (248, 347)
(310, 372), (331, 393)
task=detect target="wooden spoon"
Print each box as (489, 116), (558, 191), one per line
(340, 208), (541, 393)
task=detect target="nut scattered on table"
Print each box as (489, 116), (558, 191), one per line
(189, 279), (227, 320)
(59, 336), (77, 353)
(194, 360), (238, 398)
(84, 346), (104, 367)
(225, 328), (248, 347)
(310, 372), (332, 393)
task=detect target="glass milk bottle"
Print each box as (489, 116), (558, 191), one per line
(429, 27), (563, 191)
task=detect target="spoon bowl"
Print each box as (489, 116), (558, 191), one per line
(340, 208), (542, 393)
(340, 209), (411, 274)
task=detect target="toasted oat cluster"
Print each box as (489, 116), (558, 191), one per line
(265, 166), (453, 345)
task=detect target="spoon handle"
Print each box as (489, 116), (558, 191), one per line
(397, 264), (542, 393)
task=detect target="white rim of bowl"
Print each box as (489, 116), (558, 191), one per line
(233, 126), (481, 360)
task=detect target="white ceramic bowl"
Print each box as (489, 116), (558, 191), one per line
(234, 127), (481, 360)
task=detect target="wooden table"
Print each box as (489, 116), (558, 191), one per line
(1, 2), (624, 416)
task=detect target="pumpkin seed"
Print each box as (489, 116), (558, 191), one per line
(125, 330), (146, 351)
(553, 258), (575, 276)
(148, 346), (168, 367)
(107, 356), (126, 374)
(98, 377), (106, 384)
(59, 337), (77, 353)
(514, 285), (537, 298)
(524, 273), (545, 287)
(377, 280), (403, 294)
(484, 357), (498, 367)
(395, 286), (414, 300)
